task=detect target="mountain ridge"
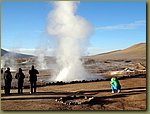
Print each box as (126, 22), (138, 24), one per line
(1, 49), (33, 58)
(88, 43), (146, 61)
(1, 43), (146, 60)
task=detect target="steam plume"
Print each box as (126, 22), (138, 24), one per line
(47, 1), (92, 81)
(1, 53), (18, 72)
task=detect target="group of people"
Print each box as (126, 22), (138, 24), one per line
(3, 65), (39, 95)
(2, 65), (121, 95)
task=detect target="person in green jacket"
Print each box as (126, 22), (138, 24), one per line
(110, 77), (121, 93)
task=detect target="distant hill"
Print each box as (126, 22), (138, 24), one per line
(1, 43), (146, 60)
(1, 49), (9, 56)
(88, 43), (146, 61)
(1, 49), (33, 58)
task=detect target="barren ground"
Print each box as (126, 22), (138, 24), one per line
(1, 76), (146, 111)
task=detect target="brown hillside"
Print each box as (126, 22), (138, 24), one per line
(89, 43), (146, 61)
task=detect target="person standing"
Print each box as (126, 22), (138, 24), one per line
(1, 68), (3, 74)
(4, 67), (12, 95)
(29, 65), (39, 94)
(15, 68), (25, 94)
(110, 77), (121, 93)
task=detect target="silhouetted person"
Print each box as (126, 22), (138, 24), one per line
(15, 68), (25, 94)
(1, 68), (3, 74)
(29, 65), (39, 94)
(4, 67), (12, 95)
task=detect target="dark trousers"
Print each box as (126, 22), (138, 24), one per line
(30, 81), (36, 93)
(4, 81), (11, 95)
(18, 81), (24, 94)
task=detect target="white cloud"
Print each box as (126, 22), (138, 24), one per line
(95, 20), (146, 30)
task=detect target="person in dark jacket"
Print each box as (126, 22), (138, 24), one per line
(15, 68), (25, 94)
(4, 67), (12, 95)
(29, 65), (39, 94)
(1, 68), (3, 74)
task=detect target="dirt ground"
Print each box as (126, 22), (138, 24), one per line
(1, 43), (146, 111)
(1, 76), (146, 111)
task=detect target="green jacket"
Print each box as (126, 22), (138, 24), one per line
(110, 78), (120, 87)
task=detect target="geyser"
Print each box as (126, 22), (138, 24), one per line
(47, 1), (92, 81)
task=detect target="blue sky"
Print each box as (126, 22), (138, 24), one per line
(1, 1), (146, 55)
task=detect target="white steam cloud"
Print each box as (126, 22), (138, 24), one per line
(35, 48), (48, 70)
(47, 1), (92, 81)
(1, 53), (18, 72)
